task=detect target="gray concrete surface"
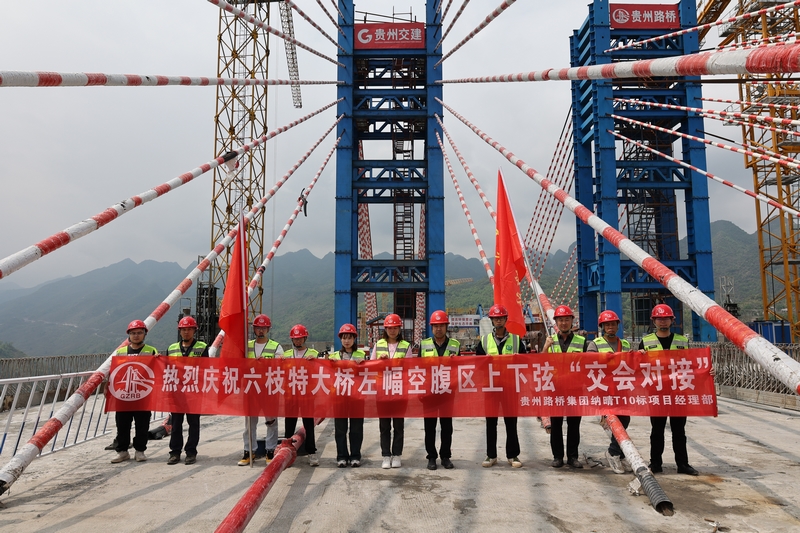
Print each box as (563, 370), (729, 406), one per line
(1, 397), (799, 532)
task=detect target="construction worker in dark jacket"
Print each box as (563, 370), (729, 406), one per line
(110, 320), (159, 464)
(420, 310), (460, 470)
(282, 324), (320, 466)
(543, 305), (588, 469)
(476, 304), (526, 469)
(166, 316), (208, 465)
(640, 303), (698, 476)
(329, 323), (367, 468)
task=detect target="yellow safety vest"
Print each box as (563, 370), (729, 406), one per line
(284, 348), (320, 359)
(328, 349), (367, 361)
(419, 337), (460, 357)
(641, 333), (688, 351)
(593, 337), (631, 353)
(247, 339), (280, 359)
(114, 344), (158, 356)
(375, 339), (410, 358)
(548, 334), (586, 353)
(481, 333), (520, 355)
(167, 340), (208, 357)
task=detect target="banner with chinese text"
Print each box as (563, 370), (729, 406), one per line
(609, 4), (681, 30)
(106, 349), (717, 418)
(354, 23), (425, 49)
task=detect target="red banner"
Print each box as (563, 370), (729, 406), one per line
(354, 23), (425, 49)
(609, 4), (681, 30)
(106, 349), (717, 418)
(494, 170), (528, 337)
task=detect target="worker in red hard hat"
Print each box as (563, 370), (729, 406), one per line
(110, 320), (159, 464)
(282, 324), (321, 466)
(238, 314), (284, 467)
(640, 303), (698, 476)
(420, 310), (460, 470)
(475, 303), (527, 469)
(165, 316), (209, 466)
(329, 323), (367, 468)
(587, 309), (632, 475)
(543, 305), (588, 470)
(372, 313), (410, 469)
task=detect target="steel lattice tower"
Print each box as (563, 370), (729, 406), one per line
(205, 0), (272, 341)
(717, 0), (800, 341)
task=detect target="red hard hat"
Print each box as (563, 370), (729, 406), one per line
(252, 314), (272, 328)
(553, 305), (574, 318)
(289, 324), (309, 339)
(127, 320), (148, 333)
(178, 316), (198, 329)
(488, 304), (508, 318)
(651, 304), (674, 319)
(383, 313), (402, 328)
(597, 310), (619, 326)
(429, 310), (449, 325)
(338, 323), (358, 338)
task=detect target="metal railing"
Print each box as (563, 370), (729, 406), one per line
(0, 371), (112, 457)
(696, 342), (800, 410)
(0, 354), (111, 379)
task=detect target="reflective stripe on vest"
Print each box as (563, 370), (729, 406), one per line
(247, 339), (279, 359)
(420, 337), (460, 357)
(593, 337), (631, 353)
(481, 334), (519, 355)
(167, 341), (207, 357)
(375, 339), (410, 358)
(641, 333), (688, 351)
(548, 334), (586, 353)
(329, 349), (366, 361)
(114, 344), (158, 356)
(285, 348), (320, 359)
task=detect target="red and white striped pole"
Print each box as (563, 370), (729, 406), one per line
(701, 95), (800, 113)
(0, 100), (341, 281)
(439, 43), (800, 84)
(215, 428), (306, 533)
(436, 131), (495, 285)
(437, 97), (800, 396)
(315, 0), (345, 37)
(209, 136), (341, 355)
(0, 71), (339, 88)
(700, 111), (800, 140)
(612, 97), (800, 128)
(208, 0), (343, 67)
(435, 0), (518, 66)
(286, 0), (343, 52)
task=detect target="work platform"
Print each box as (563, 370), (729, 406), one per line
(1, 398), (799, 532)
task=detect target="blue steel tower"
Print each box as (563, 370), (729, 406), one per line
(333, 2), (445, 347)
(570, 0), (717, 341)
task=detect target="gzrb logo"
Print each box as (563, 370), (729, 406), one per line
(109, 362), (155, 401)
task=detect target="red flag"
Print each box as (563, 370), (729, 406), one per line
(494, 170), (528, 337)
(219, 215), (249, 358)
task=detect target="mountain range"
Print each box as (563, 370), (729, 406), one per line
(0, 220), (759, 356)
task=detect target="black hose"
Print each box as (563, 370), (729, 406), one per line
(635, 466), (674, 515)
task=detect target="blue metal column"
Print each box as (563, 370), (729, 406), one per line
(571, 0), (716, 341)
(334, 0), (355, 341)
(427, 2), (445, 327)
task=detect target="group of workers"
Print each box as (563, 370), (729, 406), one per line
(108, 301), (699, 477)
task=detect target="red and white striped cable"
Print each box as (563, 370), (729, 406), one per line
(609, 130), (800, 218)
(604, 0), (800, 53)
(438, 96), (800, 396)
(286, 1), (343, 52)
(713, 32), (797, 53)
(701, 95), (800, 113)
(440, 43), (800, 84)
(0, 71), (338, 88)
(208, 0), (343, 67)
(0, 100), (342, 281)
(611, 113), (800, 170)
(435, 0), (517, 67)
(700, 110), (800, 139)
(613, 97), (800, 128)
(316, 0), (345, 37)
(435, 0), (471, 51)
(436, 131), (494, 285)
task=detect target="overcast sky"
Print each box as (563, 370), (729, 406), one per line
(0, 1), (754, 290)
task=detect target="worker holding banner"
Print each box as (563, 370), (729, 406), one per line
(282, 324), (320, 466)
(476, 304), (527, 469)
(237, 314), (283, 466)
(372, 313), (410, 469)
(110, 320), (159, 464)
(586, 310), (631, 474)
(544, 305), (588, 469)
(329, 323), (367, 468)
(420, 310), (461, 471)
(640, 304), (699, 476)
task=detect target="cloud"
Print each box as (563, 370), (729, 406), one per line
(0, 0), (759, 293)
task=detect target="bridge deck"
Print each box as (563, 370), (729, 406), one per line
(1, 397), (799, 532)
